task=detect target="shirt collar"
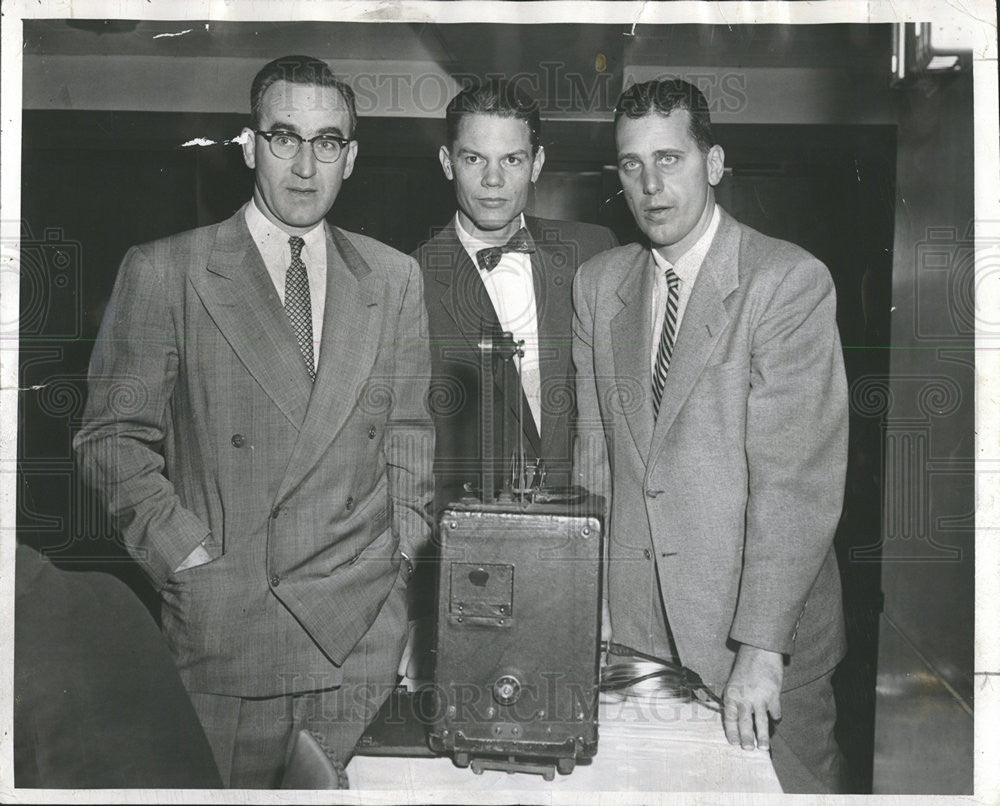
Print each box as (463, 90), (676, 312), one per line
(245, 198), (326, 261)
(455, 212), (528, 265)
(650, 203), (720, 284)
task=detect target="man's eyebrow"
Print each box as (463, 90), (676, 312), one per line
(267, 121), (302, 133)
(267, 123), (347, 138)
(616, 148), (684, 161)
(455, 147), (530, 158)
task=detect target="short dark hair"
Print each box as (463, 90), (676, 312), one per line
(445, 78), (541, 154)
(250, 55), (358, 137)
(614, 79), (714, 153)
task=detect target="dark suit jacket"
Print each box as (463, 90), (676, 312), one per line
(573, 208), (848, 691)
(74, 206), (434, 697)
(413, 215), (617, 509)
(14, 545), (223, 788)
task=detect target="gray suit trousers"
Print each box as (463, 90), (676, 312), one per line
(189, 577), (407, 788)
(769, 669), (848, 794)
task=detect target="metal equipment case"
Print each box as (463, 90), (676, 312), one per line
(428, 495), (604, 778)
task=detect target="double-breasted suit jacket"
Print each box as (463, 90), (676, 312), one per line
(414, 215), (617, 508)
(573, 207), (848, 692)
(74, 206), (435, 697)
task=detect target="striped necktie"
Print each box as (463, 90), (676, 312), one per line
(652, 265), (680, 416)
(285, 235), (315, 382)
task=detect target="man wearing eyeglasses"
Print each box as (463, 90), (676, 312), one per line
(74, 55), (434, 787)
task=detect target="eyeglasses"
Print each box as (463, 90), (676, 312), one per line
(254, 130), (352, 163)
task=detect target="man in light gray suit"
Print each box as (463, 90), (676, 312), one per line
(573, 79), (849, 793)
(74, 55), (434, 787)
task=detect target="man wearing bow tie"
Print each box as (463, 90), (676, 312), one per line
(74, 55), (434, 786)
(413, 79), (617, 511)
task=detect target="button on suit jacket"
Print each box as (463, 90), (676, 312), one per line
(573, 207), (848, 691)
(74, 206), (435, 697)
(413, 215), (617, 509)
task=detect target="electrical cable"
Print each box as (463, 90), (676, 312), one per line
(599, 641), (724, 710)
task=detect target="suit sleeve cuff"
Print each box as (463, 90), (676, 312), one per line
(144, 510), (218, 590)
(729, 616), (797, 657)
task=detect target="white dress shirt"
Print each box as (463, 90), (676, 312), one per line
(245, 199), (327, 370)
(455, 213), (542, 433)
(649, 204), (721, 378)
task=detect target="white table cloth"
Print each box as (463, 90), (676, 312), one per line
(347, 693), (782, 798)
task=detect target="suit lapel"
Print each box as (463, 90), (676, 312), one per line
(527, 217), (574, 460)
(190, 207), (312, 429)
(647, 211), (741, 470)
(276, 225), (384, 502)
(431, 223), (502, 355)
(431, 222), (541, 456)
(609, 249), (656, 463)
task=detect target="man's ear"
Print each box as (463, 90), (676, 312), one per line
(706, 144), (725, 187)
(438, 146), (454, 180)
(342, 139), (359, 181)
(240, 127), (256, 169)
(530, 145), (546, 183)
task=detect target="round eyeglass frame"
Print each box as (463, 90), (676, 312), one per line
(254, 130), (352, 163)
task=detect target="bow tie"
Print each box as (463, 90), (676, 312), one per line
(475, 226), (535, 272)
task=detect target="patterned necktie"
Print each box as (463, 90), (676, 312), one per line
(652, 266), (680, 416)
(285, 235), (315, 382)
(475, 226), (536, 272)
